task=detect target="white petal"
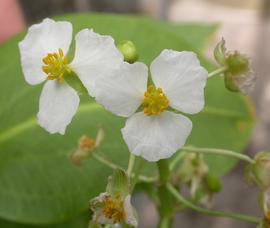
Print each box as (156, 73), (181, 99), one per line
(124, 195), (138, 227)
(37, 80), (80, 134)
(19, 18), (72, 85)
(96, 62), (148, 117)
(121, 111), (192, 162)
(70, 29), (124, 97)
(150, 50), (208, 114)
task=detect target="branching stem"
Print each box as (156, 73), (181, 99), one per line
(167, 183), (260, 224)
(181, 146), (255, 164)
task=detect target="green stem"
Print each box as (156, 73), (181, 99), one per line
(208, 66), (228, 78)
(92, 153), (157, 183)
(92, 153), (119, 170)
(169, 151), (186, 171)
(157, 159), (174, 228)
(131, 159), (145, 191)
(127, 153), (136, 177)
(167, 183), (260, 224)
(181, 146), (255, 164)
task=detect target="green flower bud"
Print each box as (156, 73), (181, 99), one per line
(214, 38), (226, 65)
(117, 40), (138, 63)
(249, 152), (270, 189)
(206, 174), (222, 193)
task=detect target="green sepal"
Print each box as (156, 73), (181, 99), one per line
(214, 38), (227, 65)
(88, 221), (103, 228)
(106, 168), (130, 197)
(224, 72), (240, 92)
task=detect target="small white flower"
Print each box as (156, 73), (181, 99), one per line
(19, 18), (123, 134)
(91, 193), (137, 227)
(96, 50), (208, 162)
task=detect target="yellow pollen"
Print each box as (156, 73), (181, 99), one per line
(42, 48), (71, 82)
(102, 194), (125, 224)
(143, 85), (169, 116)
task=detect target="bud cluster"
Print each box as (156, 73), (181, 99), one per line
(175, 153), (222, 206)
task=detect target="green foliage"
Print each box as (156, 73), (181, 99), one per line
(0, 13), (254, 227)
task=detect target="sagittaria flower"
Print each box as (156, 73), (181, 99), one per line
(19, 18), (123, 134)
(96, 50), (208, 162)
(90, 169), (138, 227)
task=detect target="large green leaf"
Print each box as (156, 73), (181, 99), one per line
(0, 13), (254, 226)
(0, 213), (89, 228)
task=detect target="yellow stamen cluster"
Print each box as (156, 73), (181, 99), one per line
(102, 195), (125, 224)
(143, 85), (169, 116)
(42, 48), (71, 82)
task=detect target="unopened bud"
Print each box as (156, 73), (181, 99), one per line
(117, 40), (138, 63)
(206, 174), (222, 193)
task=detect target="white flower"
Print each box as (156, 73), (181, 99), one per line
(91, 193), (137, 227)
(19, 18), (123, 134)
(96, 50), (208, 162)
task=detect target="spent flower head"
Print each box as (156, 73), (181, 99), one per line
(19, 18), (123, 134)
(90, 169), (138, 227)
(246, 152), (270, 190)
(70, 128), (104, 166)
(96, 50), (208, 162)
(259, 189), (270, 227)
(214, 38), (256, 94)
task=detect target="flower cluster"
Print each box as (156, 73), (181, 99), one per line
(175, 153), (222, 206)
(19, 18), (208, 163)
(19, 18), (123, 134)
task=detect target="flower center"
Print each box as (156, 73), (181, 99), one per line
(42, 48), (71, 82)
(143, 85), (169, 116)
(102, 195), (125, 224)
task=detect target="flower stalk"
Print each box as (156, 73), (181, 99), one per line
(166, 183), (260, 224)
(208, 66), (228, 78)
(127, 153), (136, 177)
(181, 146), (255, 164)
(157, 159), (174, 228)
